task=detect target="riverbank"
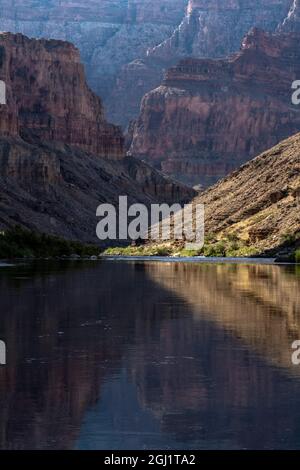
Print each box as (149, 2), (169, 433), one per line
(0, 227), (299, 264)
(103, 241), (300, 264)
(0, 227), (101, 260)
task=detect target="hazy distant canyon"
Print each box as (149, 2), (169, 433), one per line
(0, 0), (188, 127)
(0, 0), (298, 128)
(1, 1), (300, 189)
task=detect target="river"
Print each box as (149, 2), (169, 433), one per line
(0, 259), (299, 450)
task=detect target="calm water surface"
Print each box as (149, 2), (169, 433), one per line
(0, 260), (300, 450)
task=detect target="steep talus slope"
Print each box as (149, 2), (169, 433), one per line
(131, 29), (300, 187)
(195, 133), (300, 252)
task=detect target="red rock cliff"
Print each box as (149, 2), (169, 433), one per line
(0, 32), (124, 159)
(131, 29), (300, 187)
(0, 0), (188, 128)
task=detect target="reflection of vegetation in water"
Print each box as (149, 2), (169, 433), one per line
(0, 259), (103, 289)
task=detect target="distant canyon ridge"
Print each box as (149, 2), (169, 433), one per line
(0, 0), (298, 129)
(1, 0), (300, 188)
(0, 0), (188, 127)
(130, 28), (300, 187)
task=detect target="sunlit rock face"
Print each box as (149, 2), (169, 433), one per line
(279, 0), (300, 31)
(0, 32), (124, 158)
(130, 29), (300, 187)
(148, 0), (292, 60)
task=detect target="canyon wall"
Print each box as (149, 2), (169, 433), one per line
(279, 0), (300, 31)
(0, 0), (188, 127)
(0, 32), (194, 241)
(1, 1), (297, 128)
(149, 0), (292, 60)
(131, 29), (300, 187)
(0, 32), (124, 158)
(110, 0), (296, 126)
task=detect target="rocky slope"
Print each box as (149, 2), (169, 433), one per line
(120, 133), (299, 255)
(0, 137), (194, 242)
(194, 132), (300, 253)
(0, 32), (194, 242)
(0, 0), (188, 127)
(131, 29), (300, 187)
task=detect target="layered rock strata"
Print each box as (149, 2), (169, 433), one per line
(0, 32), (124, 159)
(131, 29), (300, 186)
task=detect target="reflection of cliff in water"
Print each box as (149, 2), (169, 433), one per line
(126, 262), (300, 449)
(0, 262), (165, 449)
(145, 263), (300, 373)
(0, 261), (300, 449)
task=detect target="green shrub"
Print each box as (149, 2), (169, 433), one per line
(226, 233), (240, 243)
(203, 241), (227, 257)
(179, 249), (202, 258)
(281, 232), (296, 245)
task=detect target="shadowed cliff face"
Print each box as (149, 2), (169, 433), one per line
(0, 32), (195, 241)
(1, 261), (300, 449)
(131, 29), (300, 187)
(0, 138), (195, 242)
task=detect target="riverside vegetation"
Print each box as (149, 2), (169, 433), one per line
(103, 132), (299, 263)
(103, 231), (300, 262)
(0, 227), (100, 260)
(0, 227), (299, 263)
